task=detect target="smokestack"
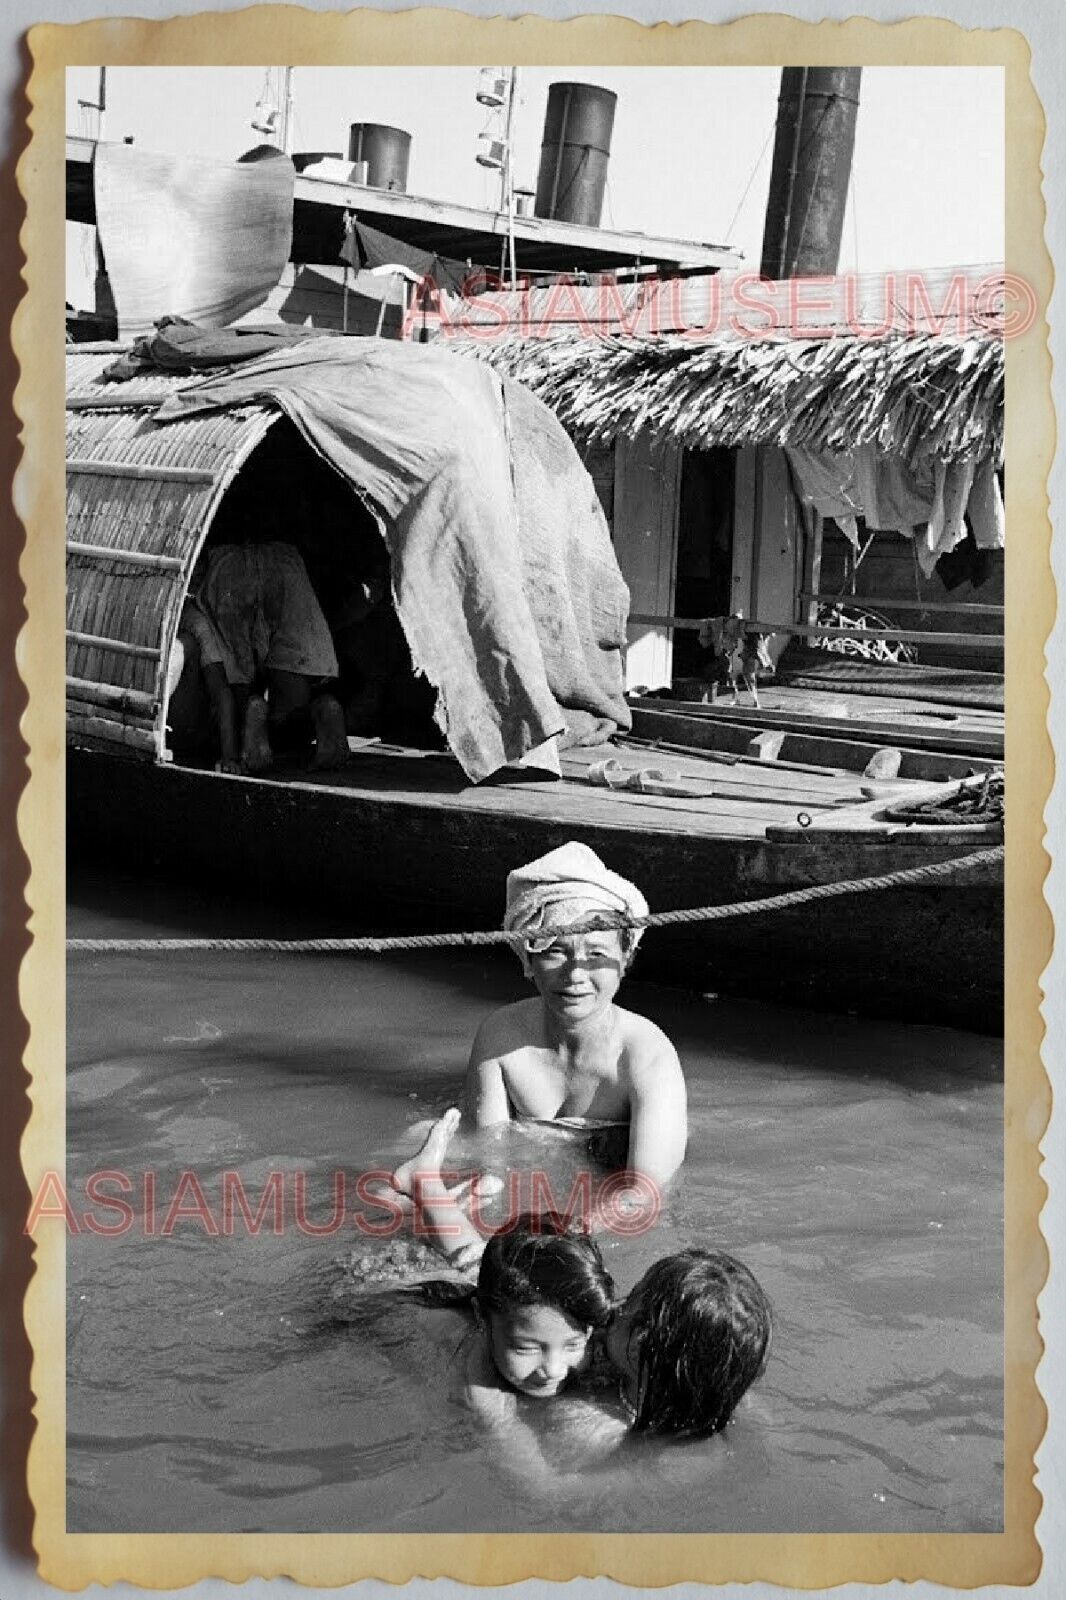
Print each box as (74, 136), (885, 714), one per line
(347, 124), (412, 192)
(534, 82), (617, 228)
(760, 68), (861, 279)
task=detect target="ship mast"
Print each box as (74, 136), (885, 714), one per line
(252, 67), (295, 156)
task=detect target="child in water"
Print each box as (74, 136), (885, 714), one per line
(395, 1110), (771, 1440)
(429, 1213), (617, 1406)
(464, 842), (688, 1213)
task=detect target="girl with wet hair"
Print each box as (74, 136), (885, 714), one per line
(398, 1112), (771, 1440)
(606, 1248), (772, 1438)
(417, 1207), (616, 1403)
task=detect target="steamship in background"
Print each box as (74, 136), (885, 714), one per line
(63, 67), (1006, 1029)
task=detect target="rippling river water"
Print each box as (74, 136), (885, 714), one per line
(66, 866), (1002, 1533)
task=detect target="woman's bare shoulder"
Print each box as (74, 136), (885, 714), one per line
(614, 1006), (681, 1059)
(472, 998), (545, 1056)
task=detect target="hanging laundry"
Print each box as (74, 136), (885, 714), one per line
(851, 447), (931, 540)
(935, 531), (996, 591)
(966, 456), (1006, 552)
(784, 446), (863, 547)
(784, 444), (1003, 577)
(340, 218), (472, 296)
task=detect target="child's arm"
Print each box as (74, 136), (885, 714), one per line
(473, 1393), (630, 1490)
(458, 1331), (519, 1423)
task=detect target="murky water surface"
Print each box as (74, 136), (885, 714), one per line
(66, 867), (1002, 1532)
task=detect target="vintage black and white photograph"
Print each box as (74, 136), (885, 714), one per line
(56, 55), (1008, 1539)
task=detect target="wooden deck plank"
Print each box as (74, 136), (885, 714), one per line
(557, 768), (871, 808)
(626, 706), (997, 781)
(164, 729), (966, 848)
(559, 749), (871, 804)
(231, 744), (900, 844)
(654, 701), (1002, 758)
(661, 687), (1003, 730)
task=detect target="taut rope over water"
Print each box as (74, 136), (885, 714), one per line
(66, 845), (1003, 956)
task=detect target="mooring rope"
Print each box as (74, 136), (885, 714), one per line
(66, 844), (1003, 956)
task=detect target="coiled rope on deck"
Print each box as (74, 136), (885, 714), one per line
(66, 844), (1003, 955)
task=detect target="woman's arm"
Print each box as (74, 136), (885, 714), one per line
(585, 1036), (687, 1234)
(462, 1019), (513, 1128)
(625, 1040), (688, 1189)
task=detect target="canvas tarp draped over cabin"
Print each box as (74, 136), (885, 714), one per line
(65, 333), (631, 781)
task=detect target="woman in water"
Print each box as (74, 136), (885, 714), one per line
(367, 842), (685, 1231)
(464, 842), (688, 1215)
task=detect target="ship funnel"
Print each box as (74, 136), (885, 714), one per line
(534, 82), (616, 227)
(347, 124), (412, 192)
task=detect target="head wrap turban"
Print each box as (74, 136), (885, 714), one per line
(503, 841), (649, 956)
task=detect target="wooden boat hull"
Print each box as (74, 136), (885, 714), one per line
(67, 747), (1004, 1034)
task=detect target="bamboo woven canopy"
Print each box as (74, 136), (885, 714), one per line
(66, 345), (283, 757)
(452, 331), (1004, 467)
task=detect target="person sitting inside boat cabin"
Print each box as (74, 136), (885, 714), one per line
(173, 539), (348, 774)
(169, 592), (241, 772)
(328, 550), (443, 750)
(463, 842), (688, 1216)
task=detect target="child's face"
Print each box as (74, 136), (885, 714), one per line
(487, 1304), (591, 1398)
(528, 930), (628, 1023)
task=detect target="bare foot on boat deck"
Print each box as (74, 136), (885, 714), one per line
(241, 695), (273, 773)
(310, 694), (350, 771)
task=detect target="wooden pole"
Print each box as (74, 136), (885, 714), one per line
(66, 541), (184, 572)
(799, 592), (1004, 616)
(67, 629), (161, 660)
(66, 676), (157, 715)
(67, 460), (217, 485)
(627, 613), (1004, 651)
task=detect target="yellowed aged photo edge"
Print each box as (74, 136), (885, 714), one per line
(15, 8), (1052, 1587)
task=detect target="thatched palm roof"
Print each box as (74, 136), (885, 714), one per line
(66, 345), (280, 756)
(451, 331), (1003, 467)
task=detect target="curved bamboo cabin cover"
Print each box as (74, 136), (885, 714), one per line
(66, 318), (1005, 762)
(66, 345), (281, 758)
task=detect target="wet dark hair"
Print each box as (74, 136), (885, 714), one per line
(624, 1249), (771, 1438)
(475, 1213), (616, 1330)
(419, 1213), (615, 1332)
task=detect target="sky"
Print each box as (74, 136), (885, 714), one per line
(66, 64), (1004, 281)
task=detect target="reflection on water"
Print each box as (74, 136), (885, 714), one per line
(66, 866), (1002, 1533)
